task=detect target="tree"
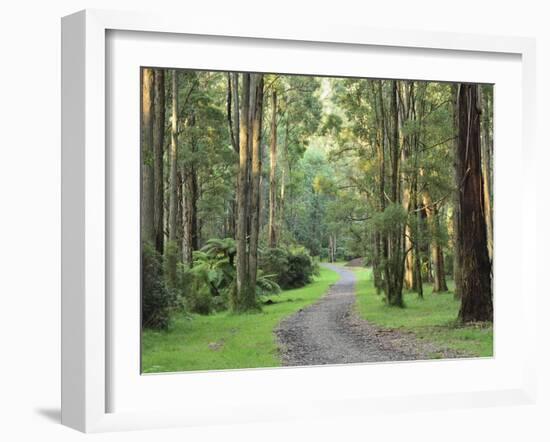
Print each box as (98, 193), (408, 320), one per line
(456, 84), (493, 322)
(153, 69), (165, 253)
(268, 90), (278, 247)
(141, 68), (155, 245)
(168, 70), (179, 245)
(248, 74), (264, 290)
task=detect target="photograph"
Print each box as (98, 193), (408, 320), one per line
(140, 68), (494, 373)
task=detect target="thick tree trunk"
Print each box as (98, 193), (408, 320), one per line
(152, 69), (165, 253)
(234, 73), (254, 312)
(384, 80), (405, 307)
(268, 90), (278, 248)
(141, 68), (155, 245)
(456, 84), (493, 322)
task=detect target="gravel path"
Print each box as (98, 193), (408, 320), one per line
(275, 264), (422, 366)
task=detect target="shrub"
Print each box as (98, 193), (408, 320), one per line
(184, 274), (214, 315)
(142, 242), (175, 329)
(261, 246), (318, 289)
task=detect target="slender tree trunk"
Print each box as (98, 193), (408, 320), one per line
(479, 85), (493, 262)
(268, 90), (278, 248)
(181, 171), (192, 264)
(141, 68), (155, 245)
(248, 74), (264, 291)
(451, 84), (462, 299)
(456, 84), (493, 322)
(152, 69), (165, 253)
(422, 189), (448, 293)
(168, 70), (178, 243)
(227, 72), (240, 238)
(279, 126), (288, 240)
(182, 112), (199, 265)
(433, 207), (448, 292)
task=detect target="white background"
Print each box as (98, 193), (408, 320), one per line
(0, 1), (548, 441)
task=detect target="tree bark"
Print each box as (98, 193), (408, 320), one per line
(141, 68), (155, 245)
(152, 69), (165, 253)
(456, 84), (493, 322)
(234, 73), (254, 311)
(421, 189), (448, 293)
(384, 80), (405, 307)
(451, 84), (462, 299)
(268, 90), (278, 248)
(168, 70), (178, 243)
(479, 85), (493, 262)
(180, 112), (197, 266)
(248, 74), (264, 290)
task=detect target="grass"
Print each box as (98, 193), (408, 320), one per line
(352, 267), (493, 358)
(141, 266), (340, 373)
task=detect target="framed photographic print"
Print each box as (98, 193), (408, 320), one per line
(61, 9), (537, 433)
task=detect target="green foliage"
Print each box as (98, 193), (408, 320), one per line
(163, 240), (179, 290)
(179, 238), (281, 314)
(370, 203), (407, 234)
(141, 266), (340, 373)
(260, 246), (318, 289)
(142, 242), (176, 330)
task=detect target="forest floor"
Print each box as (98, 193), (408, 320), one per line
(353, 267), (493, 358)
(142, 263), (492, 374)
(276, 264), (458, 366)
(141, 266), (340, 373)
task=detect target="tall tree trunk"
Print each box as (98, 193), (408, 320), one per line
(451, 84), (462, 299)
(227, 71), (240, 243)
(278, 125), (288, 241)
(141, 68), (155, 245)
(168, 70), (179, 243)
(479, 85), (493, 262)
(268, 90), (278, 248)
(181, 113), (199, 266)
(384, 80), (405, 307)
(234, 73), (253, 311)
(248, 74), (264, 290)
(456, 84), (493, 322)
(152, 69), (165, 253)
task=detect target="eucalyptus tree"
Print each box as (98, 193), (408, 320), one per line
(141, 68), (155, 245)
(456, 84), (493, 322)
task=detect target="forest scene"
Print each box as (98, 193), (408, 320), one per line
(140, 68), (493, 373)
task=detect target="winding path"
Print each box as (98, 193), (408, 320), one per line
(276, 263), (415, 366)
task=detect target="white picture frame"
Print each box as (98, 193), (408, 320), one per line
(61, 9), (537, 433)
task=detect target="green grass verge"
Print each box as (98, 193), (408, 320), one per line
(352, 267), (493, 358)
(141, 266), (340, 373)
